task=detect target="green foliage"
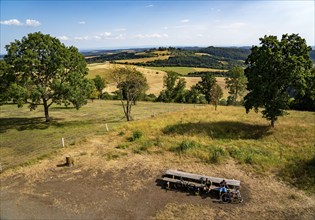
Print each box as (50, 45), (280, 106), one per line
(140, 47), (247, 69)
(210, 83), (223, 110)
(2, 32), (94, 122)
(130, 130), (143, 141)
(289, 66), (315, 111)
(199, 46), (250, 61)
(0, 60), (14, 104)
(111, 66), (148, 121)
(92, 75), (106, 98)
(195, 74), (217, 104)
(244, 34), (313, 127)
(183, 86), (206, 104)
(187, 71), (228, 77)
(157, 71), (187, 102)
(85, 51), (156, 63)
(172, 140), (200, 154)
(225, 66), (247, 105)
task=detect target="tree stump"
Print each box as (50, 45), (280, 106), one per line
(65, 155), (74, 167)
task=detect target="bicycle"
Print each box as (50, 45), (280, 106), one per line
(173, 180), (198, 193)
(220, 188), (243, 204)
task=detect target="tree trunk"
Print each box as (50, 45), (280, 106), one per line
(271, 119), (275, 128)
(126, 99), (132, 121)
(43, 99), (50, 122)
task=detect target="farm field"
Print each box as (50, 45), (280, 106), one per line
(87, 63), (229, 97)
(1, 101), (314, 219)
(144, 66), (228, 75)
(115, 55), (170, 64)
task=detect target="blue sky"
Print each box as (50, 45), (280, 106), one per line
(1, 0), (314, 54)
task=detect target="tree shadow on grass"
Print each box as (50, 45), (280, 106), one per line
(0, 117), (64, 133)
(163, 121), (271, 140)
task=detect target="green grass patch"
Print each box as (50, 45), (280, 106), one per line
(171, 140), (200, 154)
(0, 100), (198, 170)
(208, 146), (228, 164)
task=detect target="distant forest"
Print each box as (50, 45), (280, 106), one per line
(85, 46), (250, 69)
(84, 47), (315, 69)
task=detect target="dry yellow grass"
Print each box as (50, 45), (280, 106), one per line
(88, 63), (229, 97)
(195, 52), (212, 56)
(193, 67), (227, 72)
(1, 100), (314, 218)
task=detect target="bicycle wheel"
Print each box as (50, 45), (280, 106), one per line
(221, 193), (230, 203)
(231, 193), (243, 203)
(187, 183), (196, 193)
(174, 181), (182, 190)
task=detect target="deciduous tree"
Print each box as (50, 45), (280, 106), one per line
(157, 71), (186, 102)
(2, 32), (94, 122)
(92, 75), (106, 99)
(225, 66), (247, 105)
(195, 74), (216, 104)
(111, 66), (148, 121)
(210, 83), (223, 110)
(244, 34), (313, 127)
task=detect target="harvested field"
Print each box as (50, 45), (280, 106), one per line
(88, 63), (229, 97)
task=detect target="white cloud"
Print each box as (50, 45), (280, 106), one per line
(180, 19), (190, 23)
(0, 19), (22, 26)
(74, 36), (89, 40)
(79, 21), (86, 25)
(58, 36), (70, 40)
(0, 19), (41, 27)
(115, 34), (125, 40)
(93, 32), (125, 40)
(25, 19), (41, 27)
(145, 4), (154, 8)
(134, 33), (168, 39)
(103, 32), (112, 36)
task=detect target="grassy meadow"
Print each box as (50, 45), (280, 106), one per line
(1, 100), (314, 193)
(0, 100), (198, 170)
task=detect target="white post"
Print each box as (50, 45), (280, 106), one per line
(61, 137), (65, 147)
(105, 123), (109, 132)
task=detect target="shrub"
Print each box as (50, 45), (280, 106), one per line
(208, 146), (227, 164)
(172, 140), (200, 154)
(244, 153), (254, 164)
(227, 146), (242, 159)
(130, 130), (143, 141)
(118, 131), (125, 136)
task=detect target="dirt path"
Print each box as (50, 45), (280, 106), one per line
(1, 135), (314, 219)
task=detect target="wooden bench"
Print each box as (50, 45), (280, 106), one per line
(163, 169), (241, 189)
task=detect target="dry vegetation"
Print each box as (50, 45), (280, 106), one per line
(87, 63), (229, 97)
(1, 102), (314, 219)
